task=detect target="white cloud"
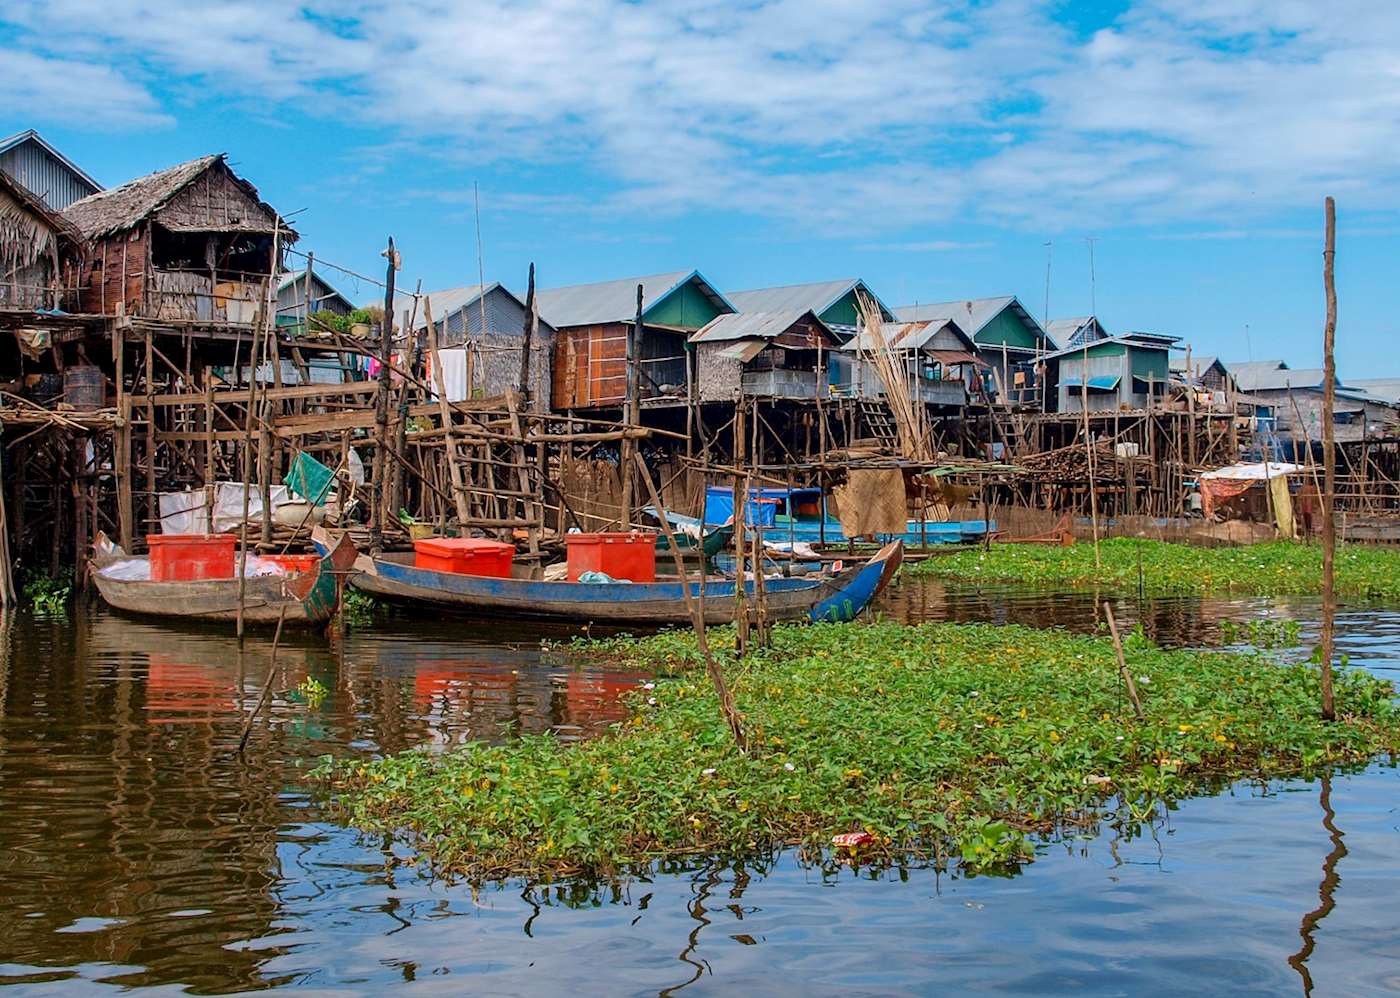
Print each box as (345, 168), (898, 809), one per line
(0, 48), (171, 128)
(4, 0), (1399, 229)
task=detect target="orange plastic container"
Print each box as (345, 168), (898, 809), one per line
(413, 537), (515, 577)
(263, 554), (320, 575)
(565, 532), (657, 582)
(146, 533), (237, 582)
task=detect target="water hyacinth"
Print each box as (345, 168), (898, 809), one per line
(317, 621), (1399, 883)
(909, 538), (1400, 599)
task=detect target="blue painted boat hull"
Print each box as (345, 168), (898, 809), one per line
(758, 518), (993, 546)
(313, 530), (902, 626)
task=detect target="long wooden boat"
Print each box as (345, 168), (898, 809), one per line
(313, 528), (901, 625)
(91, 531), (357, 625)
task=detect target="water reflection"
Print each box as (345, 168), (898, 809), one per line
(1288, 774), (1347, 996)
(0, 589), (1396, 994)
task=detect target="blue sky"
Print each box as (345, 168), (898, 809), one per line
(3, 0), (1397, 377)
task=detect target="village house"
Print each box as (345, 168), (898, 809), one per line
(276, 268), (355, 327)
(1044, 331), (1179, 413)
(63, 154), (294, 324)
(538, 270), (733, 411)
(414, 283), (556, 405)
(725, 278), (893, 333)
(0, 129), (102, 212)
(1171, 353), (1229, 392)
(893, 296), (1051, 406)
(832, 315), (981, 408)
(1225, 359), (1397, 445)
(689, 308), (838, 402)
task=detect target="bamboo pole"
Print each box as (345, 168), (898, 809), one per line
(1080, 344), (1102, 568)
(1319, 197), (1338, 722)
(236, 251), (275, 640)
(634, 451), (746, 752)
(235, 606), (288, 754)
(1103, 603), (1145, 721)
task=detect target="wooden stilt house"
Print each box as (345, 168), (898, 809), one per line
(63, 154), (295, 324)
(539, 270), (734, 411)
(690, 309), (838, 401)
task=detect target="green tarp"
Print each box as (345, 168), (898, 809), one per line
(285, 451), (335, 504)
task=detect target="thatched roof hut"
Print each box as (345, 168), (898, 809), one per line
(0, 169), (84, 311)
(62, 154), (296, 322)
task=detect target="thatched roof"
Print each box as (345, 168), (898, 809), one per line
(0, 168), (82, 270)
(62, 153), (296, 241)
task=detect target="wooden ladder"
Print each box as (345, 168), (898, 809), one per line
(857, 399), (900, 449)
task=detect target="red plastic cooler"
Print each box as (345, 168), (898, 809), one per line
(413, 537), (515, 577)
(565, 532), (657, 582)
(146, 533), (237, 581)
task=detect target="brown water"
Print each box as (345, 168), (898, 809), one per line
(0, 583), (1397, 995)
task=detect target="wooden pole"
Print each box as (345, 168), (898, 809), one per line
(370, 237), (397, 553)
(634, 451), (746, 752)
(1080, 342), (1102, 568)
(1103, 603), (1145, 721)
(518, 263), (537, 403)
(620, 284), (643, 529)
(423, 295), (472, 526)
(1319, 197), (1338, 722)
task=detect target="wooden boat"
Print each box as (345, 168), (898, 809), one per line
(91, 531), (357, 625)
(313, 527), (901, 625)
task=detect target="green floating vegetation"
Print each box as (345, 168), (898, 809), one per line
(22, 568), (73, 614)
(910, 538), (1400, 598)
(317, 621), (1399, 882)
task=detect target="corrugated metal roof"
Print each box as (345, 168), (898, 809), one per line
(716, 340), (768, 362)
(689, 308), (830, 344)
(893, 295), (1048, 349)
(0, 129), (103, 199)
(1041, 332), (1179, 362)
(1044, 316), (1110, 350)
(1170, 354), (1221, 374)
(1349, 378), (1400, 405)
(725, 278), (892, 320)
(535, 270), (733, 328)
(412, 283), (493, 329)
(1223, 359), (1287, 377)
(841, 317), (969, 353)
(1233, 366), (1330, 392)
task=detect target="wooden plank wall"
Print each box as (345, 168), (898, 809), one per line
(551, 323), (628, 409)
(80, 229), (146, 316)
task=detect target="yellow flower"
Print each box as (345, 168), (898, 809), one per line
(1214, 734), (1228, 743)
(1178, 724), (1194, 733)
(1048, 730), (1060, 742)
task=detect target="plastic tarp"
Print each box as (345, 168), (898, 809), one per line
(1068, 375), (1120, 392)
(1198, 462), (1303, 519)
(158, 483), (293, 534)
(286, 451), (336, 504)
(702, 486), (823, 526)
(96, 554), (290, 581)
